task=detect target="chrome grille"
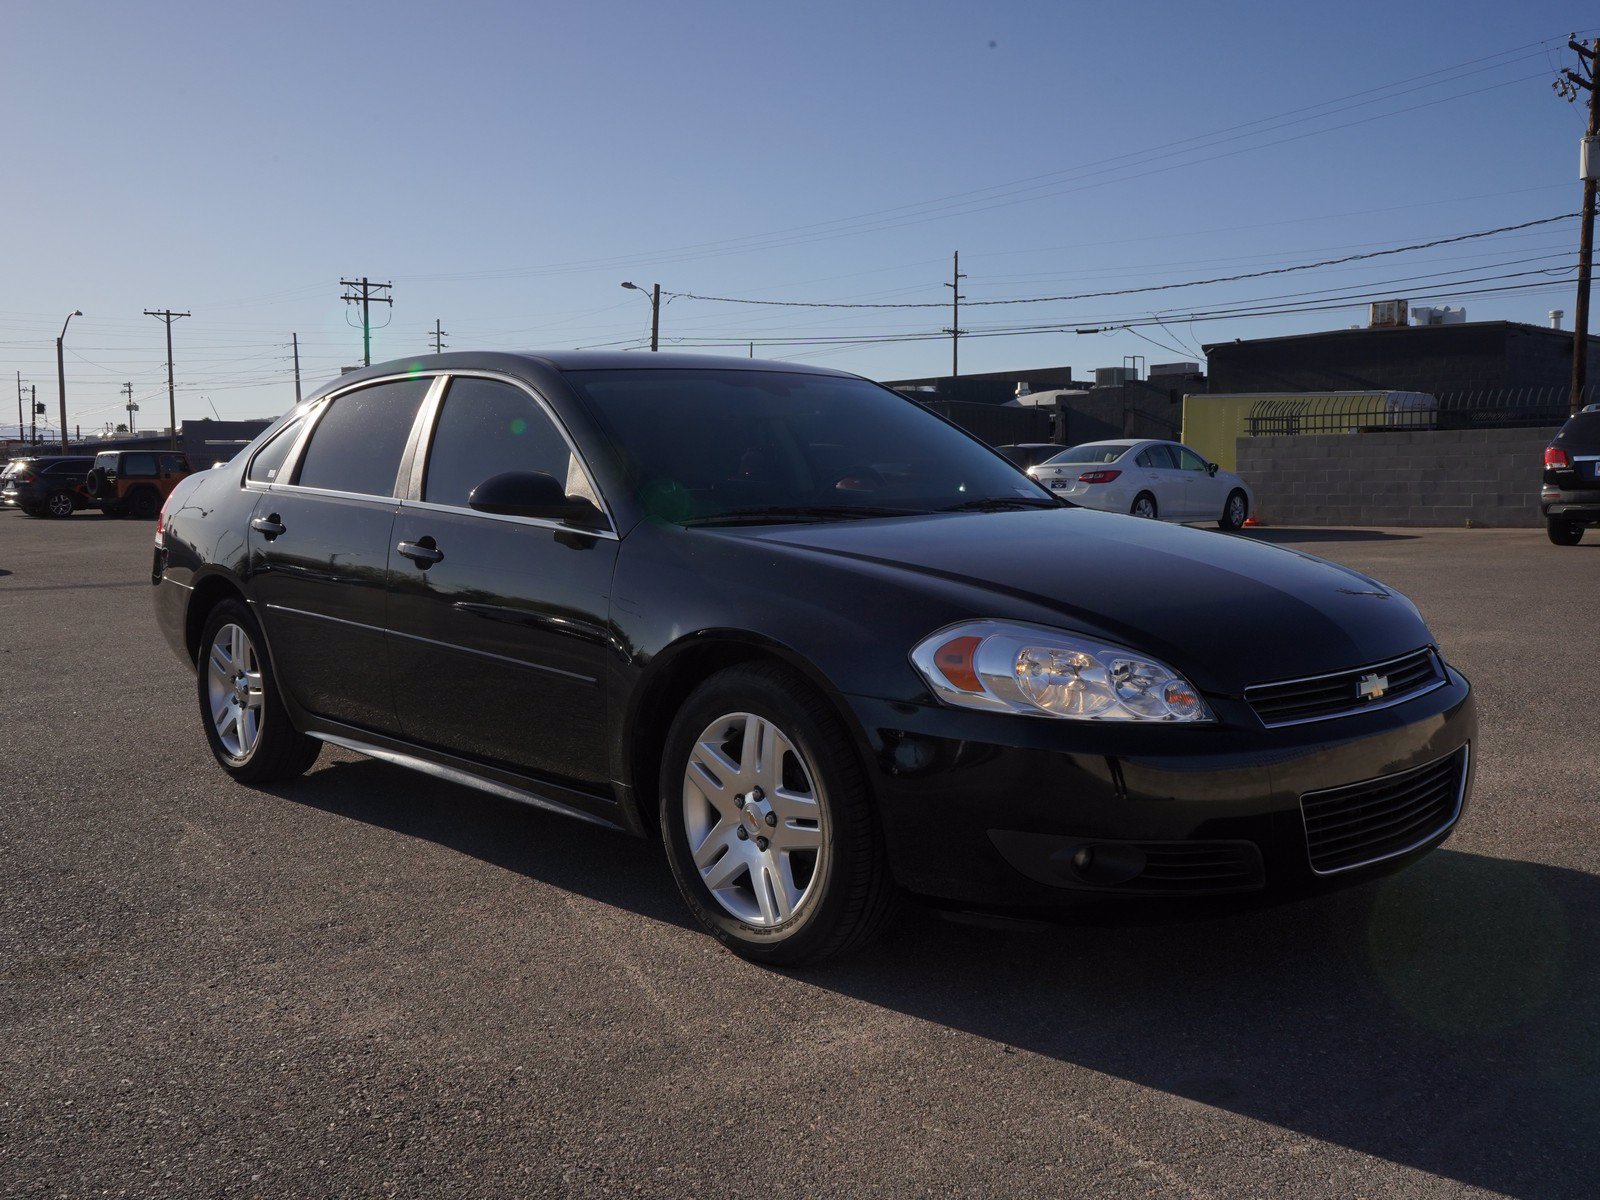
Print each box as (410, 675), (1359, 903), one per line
(1246, 647), (1444, 727)
(1299, 747), (1468, 874)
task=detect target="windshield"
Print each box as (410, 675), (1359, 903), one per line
(566, 369), (1056, 523)
(1044, 443), (1130, 465)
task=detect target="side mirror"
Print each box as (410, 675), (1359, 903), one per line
(468, 471), (606, 528)
(1206, 462), (1219, 477)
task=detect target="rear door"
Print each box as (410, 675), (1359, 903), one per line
(386, 374), (619, 789)
(245, 375), (436, 734)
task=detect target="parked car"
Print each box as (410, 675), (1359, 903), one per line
(1541, 408), (1600, 545)
(153, 353), (1474, 965)
(0, 455), (96, 517)
(1031, 439), (1253, 530)
(995, 442), (1068, 471)
(85, 449), (193, 518)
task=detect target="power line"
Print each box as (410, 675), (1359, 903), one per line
(663, 215), (1578, 310)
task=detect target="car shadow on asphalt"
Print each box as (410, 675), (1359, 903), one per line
(266, 759), (1594, 1199)
(1235, 528), (1420, 543)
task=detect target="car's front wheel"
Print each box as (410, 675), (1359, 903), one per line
(1547, 518), (1585, 546)
(1218, 489), (1248, 531)
(196, 599), (321, 783)
(660, 662), (897, 965)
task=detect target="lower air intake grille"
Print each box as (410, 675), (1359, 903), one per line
(1300, 747), (1468, 874)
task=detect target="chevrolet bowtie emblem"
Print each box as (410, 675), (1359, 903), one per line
(1357, 673), (1388, 701)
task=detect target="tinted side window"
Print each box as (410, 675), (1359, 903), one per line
(1144, 445), (1178, 469)
(1135, 449), (1154, 468)
(423, 377), (594, 509)
(296, 379), (431, 497)
(122, 453), (158, 478)
(1175, 446), (1208, 472)
(160, 453), (187, 473)
(247, 419), (303, 484)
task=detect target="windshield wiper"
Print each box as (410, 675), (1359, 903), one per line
(935, 496), (1063, 512)
(682, 504), (921, 527)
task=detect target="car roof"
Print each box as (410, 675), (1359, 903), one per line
(373, 350), (857, 377)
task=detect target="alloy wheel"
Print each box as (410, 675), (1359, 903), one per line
(206, 623), (265, 759)
(1133, 495), (1157, 519)
(47, 492), (73, 517)
(681, 711), (828, 927)
(1228, 493), (1246, 526)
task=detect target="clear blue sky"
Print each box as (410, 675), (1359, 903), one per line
(3, 0), (1596, 436)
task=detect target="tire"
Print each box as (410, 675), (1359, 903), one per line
(83, 468), (106, 498)
(1217, 489), (1248, 531)
(45, 490), (75, 519)
(128, 489), (160, 520)
(1547, 518), (1584, 546)
(196, 599), (321, 783)
(659, 662), (898, 966)
(1130, 492), (1158, 520)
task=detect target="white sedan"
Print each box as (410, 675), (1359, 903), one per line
(1029, 439), (1253, 530)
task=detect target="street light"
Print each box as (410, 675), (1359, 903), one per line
(620, 281), (660, 352)
(56, 309), (82, 451)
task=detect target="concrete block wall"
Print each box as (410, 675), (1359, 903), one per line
(1235, 427), (1559, 527)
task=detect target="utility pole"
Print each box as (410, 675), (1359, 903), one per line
(30, 385), (38, 445)
(144, 309), (190, 450)
(122, 382), (136, 433)
(1557, 37), (1600, 414)
(15, 372), (22, 446)
(291, 333), (302, 404)
(943, 251), (966, 377)
(56, 309), (82, 452)
(429, 318), (449, 354)
(339, 277), (393, 367)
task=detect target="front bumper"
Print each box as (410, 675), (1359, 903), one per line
(843, 666), (1476, 912)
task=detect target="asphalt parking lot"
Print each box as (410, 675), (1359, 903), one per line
(1, 512), (1596, 1199)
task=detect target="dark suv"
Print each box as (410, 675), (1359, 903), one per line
(0, 455), (96, 518)
(85, 450), (192, 518)
(1541, 410), (1600, 545)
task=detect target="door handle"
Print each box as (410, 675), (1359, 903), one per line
(397, 538), (444, 567)
(250, 514), (286, 539)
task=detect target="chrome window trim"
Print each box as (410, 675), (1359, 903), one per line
(1299, 743), (1469, 876)
(396, 497), (619, 541)
(253, 372), (448, 499)
(406, 368), (618, 535)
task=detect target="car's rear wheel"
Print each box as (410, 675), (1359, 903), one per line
(660, 662), (897, 965)
(45, 490), (75, 518)
(128, 489), (160, 520)
(1218, 489), (1248, 531)
(197, 600), (321, 782)
(1131, 492), (1158, 519)
(1547, 518), (1585, 546)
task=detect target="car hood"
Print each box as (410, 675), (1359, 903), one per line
(738, 508), (1432, 692)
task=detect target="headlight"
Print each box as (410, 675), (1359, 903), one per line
(909, 620), (1213, 723)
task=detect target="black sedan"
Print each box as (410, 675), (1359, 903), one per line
(152, 352), (1475, 964)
